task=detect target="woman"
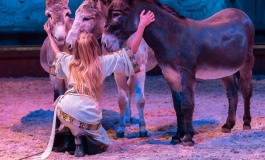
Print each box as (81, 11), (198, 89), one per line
(37, 10), (155, 159)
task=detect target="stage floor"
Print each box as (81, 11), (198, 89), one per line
(1, 75), (265, 159)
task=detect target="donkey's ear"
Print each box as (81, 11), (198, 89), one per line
(62, 0), (69, 5)
(45, 0), (69, 6)
(126, 0), (134, 5)
(96, 0), (111, 17)
(45, 0), (53, 6)
(101, 0), (112, 5)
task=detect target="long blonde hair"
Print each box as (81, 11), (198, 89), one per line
(69, 32), (103, 100)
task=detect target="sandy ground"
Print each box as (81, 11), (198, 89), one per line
(1, 75), (265, 160)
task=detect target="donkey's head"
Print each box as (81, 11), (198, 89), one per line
(45, 0), (72, 48)
(66, 0), (112, 51)
(103, 0), (150, 51)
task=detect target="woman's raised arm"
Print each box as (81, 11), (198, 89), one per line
(44, 22), (61, 56)
(129, 10), (155, 54)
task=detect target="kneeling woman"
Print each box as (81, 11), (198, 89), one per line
(36, 10), (155, 159)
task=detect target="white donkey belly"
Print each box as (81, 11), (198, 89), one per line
(127, 34), (157, 72)
(196, 66), (241, 80)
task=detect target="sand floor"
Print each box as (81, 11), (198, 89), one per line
(1, 75), (265, 160)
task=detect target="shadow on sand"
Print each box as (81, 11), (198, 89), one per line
(193, 118), (220, 132)
(10, 109), (141, 135)
(102, 109), (140, 131)
(10, 109), (54, 134)
(11, 109), (219, 144)
(144, 118), (220, 145)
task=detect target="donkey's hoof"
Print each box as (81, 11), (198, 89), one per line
(170, 138), (181, 145)
(182, 135), (194, 146)
(182, 140), (194, 146)
(116, 132), (125, 138)
(221, 124), (232, 133)
(221, 127), (231, 133)
(139, 131), (148, 137)
(125, 119), (131, 125)
(243, 125), (251, 130)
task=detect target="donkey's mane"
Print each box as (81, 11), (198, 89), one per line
(151, 0), (185, 19)
(46, 2), (69, 9)
(84, 0), (112, 6)
(82, 0), (96, 10)
(120, 0), (186, 19)
(46, 0), (68, 7)
(110, 0), (185, 19)
(82, 0), (112, 9)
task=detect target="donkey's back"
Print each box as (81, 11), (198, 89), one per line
(189, 8), (254, 79)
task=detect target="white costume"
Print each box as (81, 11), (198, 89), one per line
(37, 48), (137, 159)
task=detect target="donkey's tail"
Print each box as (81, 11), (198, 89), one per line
(233, 71), (241, 90)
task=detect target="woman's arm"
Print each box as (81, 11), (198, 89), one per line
(44, 23), (72, 78)
(44, 23), (60, 56)
(101, 10), (155, 77)
(129, 10), (155, 54)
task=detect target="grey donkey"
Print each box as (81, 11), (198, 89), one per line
(40, 0), (74, 101)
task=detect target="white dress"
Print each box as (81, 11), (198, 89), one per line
(37, 48), (136, 159)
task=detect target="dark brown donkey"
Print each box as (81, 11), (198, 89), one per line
(103, 0), (255, 146)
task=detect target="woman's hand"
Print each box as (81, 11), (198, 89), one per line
(43, 22), (60, 55)
(128, 10), (155, 54)
(43, 22), (51, 35)
(138, 10), (155, 29)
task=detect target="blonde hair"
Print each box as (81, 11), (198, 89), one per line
(69, 32), (103, 100)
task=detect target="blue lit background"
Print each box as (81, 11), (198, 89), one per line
(0, 0), (83, 33)
(0, 0), (83, 45)
(0, 0), (264, 45)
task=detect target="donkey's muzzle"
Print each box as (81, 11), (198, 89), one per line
(66, 42), (73, 51)
(102, 41), (107, 50)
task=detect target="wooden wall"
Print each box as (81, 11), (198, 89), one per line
(0, 45), (264, 77)
(0, 46), (48, 77)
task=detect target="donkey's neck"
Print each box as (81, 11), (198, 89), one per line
(139, 2), (188, 59)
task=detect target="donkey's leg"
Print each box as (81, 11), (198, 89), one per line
(50, 75), (66, 101)
(170, 90), (184, 145)
(179, 67), (196, 146)
(239, 53), (254, 130)
(221, 75), (239, 133)
(50, 75), (66, 129)
(129, 70), (148, 137)
(162, 68), (184, 145)
(114, 72), (130, 138)
(126, 76), (134, 124)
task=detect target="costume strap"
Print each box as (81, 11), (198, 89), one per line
(50, 57), (58, 76)
(34, 105), (58, 160)
(124, 47), (140, 73)
(57, 108), (100, 130)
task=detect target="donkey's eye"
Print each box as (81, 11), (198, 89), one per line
(112, 11), (122, 18)
(66, 12), (70, 17)
(47, 13), (51, 18)
(83, 17), (92, 21)
(101, 0), (109, 5)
